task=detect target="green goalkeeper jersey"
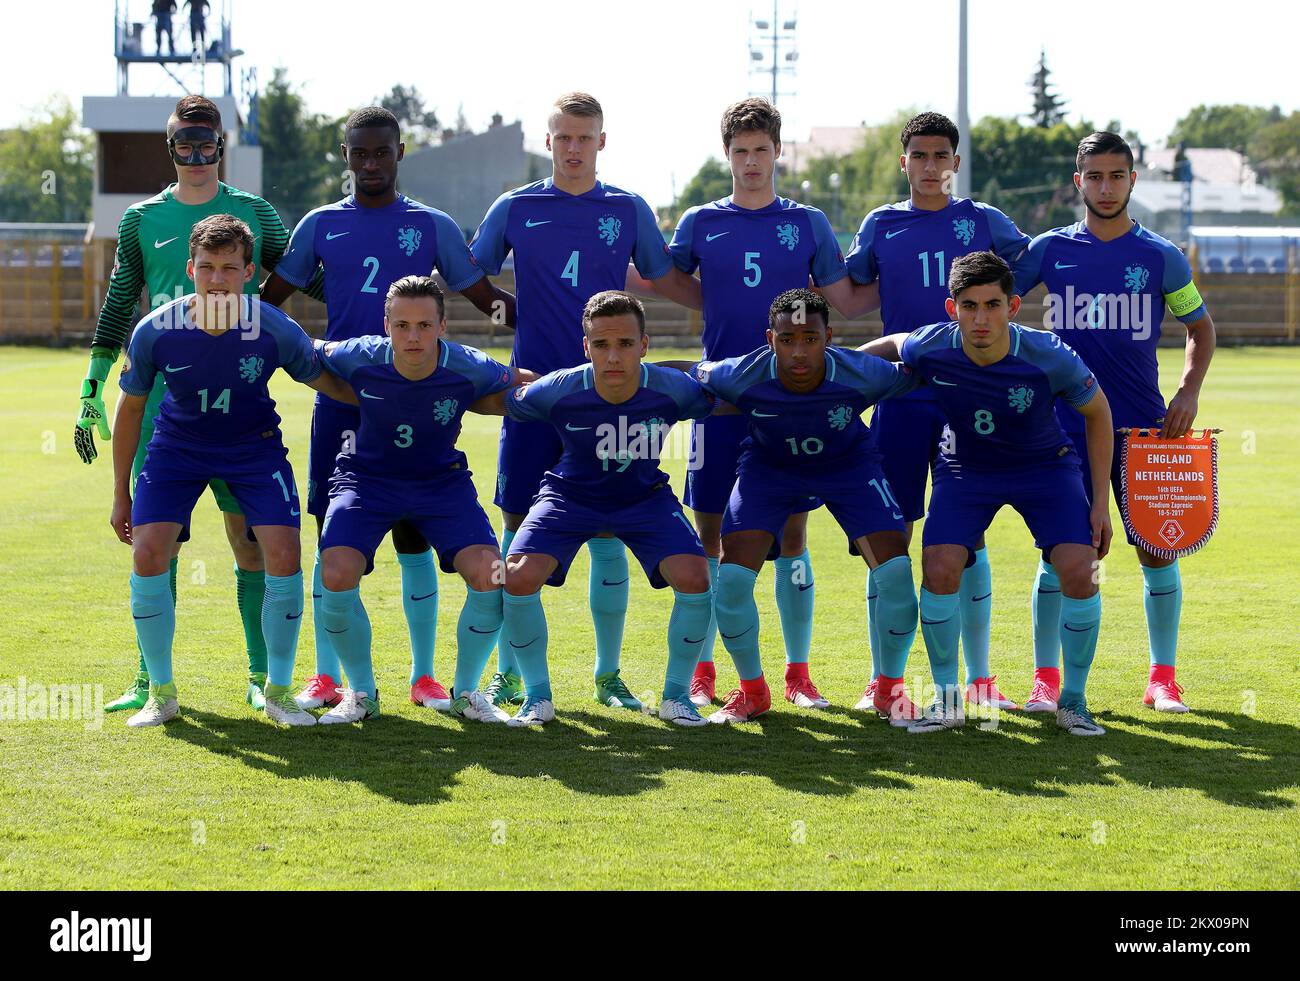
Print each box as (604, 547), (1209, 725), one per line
(90, 181), (290, 355)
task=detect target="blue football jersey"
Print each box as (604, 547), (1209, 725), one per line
(470, 179), (672, 375)
(691, 346), (917, 470)
(275, 194), (483, 341)
(669, 196), (847, 359)
(120, 295), (320, 446)
(900, 321), (1097, 470)
(317, 336), (513, 481)
(505, 363), (714, 507)
(1011, 220), (1208, 429)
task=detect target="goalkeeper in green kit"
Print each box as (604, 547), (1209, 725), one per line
(75, 94), (300, 713)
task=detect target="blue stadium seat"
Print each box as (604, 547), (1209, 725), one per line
(1227, 257), (1247, 274)
(1205, 257), (1225, 274)
(1268, 256), (1287, 274)
(1247, 257), (1268, 274)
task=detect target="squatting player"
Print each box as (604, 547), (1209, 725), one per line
(261, 106), (514, 714)
(471, 92), (701, 712)
(846, 112), (1031, 713)
(1013, 132), (1215, 714)
(76, 95), (297, 714)
(108, 216), (356, 728)
(500, 292), (716, 728)
(867, 252), (1114, 735)
(309, 277), (532, 725)
(665, 98), (876, 711)
(691, 289), (923, 726)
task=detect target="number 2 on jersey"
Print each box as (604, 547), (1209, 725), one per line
(361, 256), (380, 294)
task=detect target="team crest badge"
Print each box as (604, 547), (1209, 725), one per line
(827, 405), (853, 430)
(953, 218), (976, 246)
(1124, 264), (1150, 292)
(776, 222), (800, 251)
(1007, 386), (1034, 413)
(238, 355), (264, 384)
(597, 215), (622, 246)
(397, 226), (422, 257)
(433, 397), (459, 424)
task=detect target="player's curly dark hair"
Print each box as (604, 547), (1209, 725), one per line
(346, 106), (401, 141)
(900, 111), (959, 153)
(722, 97), (781, 150)
(583, 290), (645, 335)
(385, 275), (445, 318)
(1076, 131), (1134, 173)
(188, 214), (254, 265)
(948, 251), (1014, 299)
(769, 288), (830, 331)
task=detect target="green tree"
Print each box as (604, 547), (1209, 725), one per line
(798, 109), (915, 228)
(0, 96), (93, 222)
(1169, 103), (1284, 153)
(669, 158), (733, 215)
(375, 84), (440, 147)
(1028, 49), (1067, 128)
(259, 67), (344, 227)
(970, 114), (1097, 232)
(1248, 111), (1300, 212)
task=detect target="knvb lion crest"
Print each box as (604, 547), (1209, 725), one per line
(597, 215), (622, 246)
(397, 226), (422, 257)
(1124, 264), (1150, 292)
(238, 355), (264, 384)
(776, 222), (800, 251)
(637, 416), (667, 437)
(953, 218), (976, 246)
(827, 405), (853, 430)
(1007, 386), (1034, 413)
(433, 397), (459, 425)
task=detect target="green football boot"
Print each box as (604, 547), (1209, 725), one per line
(594, 670), (642, 711)
(246, 672), (267, 712)
(484, 670), (525, 707)
(105, 670), (150, 713)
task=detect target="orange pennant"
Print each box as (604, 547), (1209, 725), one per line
(1119, 429), (1220, 560)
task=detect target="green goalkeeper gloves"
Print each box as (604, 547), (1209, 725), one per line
(75, 347), (116, 464)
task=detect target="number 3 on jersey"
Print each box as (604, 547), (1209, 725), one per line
(561, 250), (579, 287)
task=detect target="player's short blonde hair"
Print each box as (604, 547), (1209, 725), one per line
(385, 275), (446, 319)
(550, 92), (604, 131)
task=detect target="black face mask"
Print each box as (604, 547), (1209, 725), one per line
(167, 125), (224, 167)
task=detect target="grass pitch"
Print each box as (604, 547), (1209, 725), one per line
(1, 344), (1297, 890)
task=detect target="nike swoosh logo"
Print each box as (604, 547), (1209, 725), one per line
(325, 231), (350, 240)
(797, 583), (813, 592)
(1063, 623), (1093, 632)
(884, 228), (908, 239)
(1148, 588), (1178, 596)
(1054, 261), (1078, 269)
(971, 593), (991, 602)
(932, 378), (957, 386)
(286, 612), (303, 620)
(290, 508), (300, 516)
(565, 423), (592, 431)
(720, 625), (753, 640)
(325, 627), (347, 634)
(601, 578), (628, 587)
(312, 593), (322, 599)
(154, 237), (178, 249)
(887, 629), (912, 636)
(684, 636), (705, 644)
(133, 613), (161, 620)
(509, 638), (539, 649)
(164, 364), (192, 373)
(1037, 588), (1060, 594)
(920, 617), (952, 625)
(750, 410), (778, 418)
(525, 219), (551, 228)
(410, 592), (437, 602)
(468, 626), (496, 634)
(705, 231), (730, 242)
(360, 390), (383, 399)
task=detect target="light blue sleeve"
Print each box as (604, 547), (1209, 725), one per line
(451, 343), (515, 400)
(1030, 330), (1098, 408)
(978, 203), (1032, 267)
(267, 304), (322, 383)
(899, 321), (949, 372)
(1010, 231), (1051, 295)
(319, 335), (386, 382)
(668, 208), (700, 275)
(631, 193), (672, 280)
(845, 210), (880, 285)
(834, 348), (919, 400)
(273, 209), (322, 289)
(650, 364), (715, 420)
(504, 368), (583, 423)
(119, 315), (159, 395)
(469, 191), (513, 275)
(807, 207), (848, 286)
(1159, 241), (1209, 324)
(432, 210), (486, 292)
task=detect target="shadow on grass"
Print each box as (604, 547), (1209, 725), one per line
(160, 700), (1299, 811)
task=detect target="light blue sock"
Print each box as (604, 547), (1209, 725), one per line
(453, 586), (504, 695)
(502, 591), (550, 701)
(697, 556), (719, 664)
(866, 569), (881, 679)
(130, 571), (176, 686)
(873, 556), (918, 680)
(398, 549), (438, 685)
(715, 563), (763, 681)
(1032, 559), (1062, 670)
(588, 537), (629, 678)
(262, 572), (305, 688)
(665, 589), (711, 701)
(774, 548), (814, 665)
(1060, 592), (1102, 702)
(311, 550), (343, 680)
(919, 587), (962, 700)
(959, 547), (992, 681)
(320, 584), (374, 694)
(494, 528), (519, 676)
(1142, 561), (1181, 668)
